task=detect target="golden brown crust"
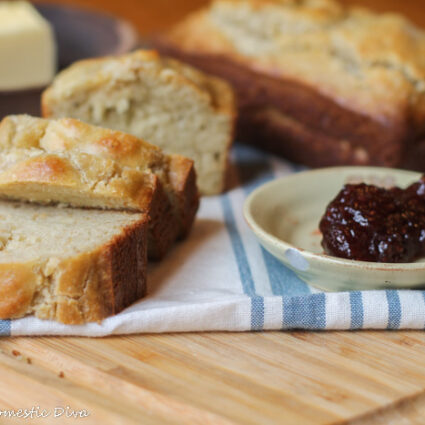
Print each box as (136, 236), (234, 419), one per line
(0, 115), (165, 170)
(0, 212), (148, 325)
(12, 155), (74, 181)
(0, 151), (153, 209)
(0, 264), (38, 319)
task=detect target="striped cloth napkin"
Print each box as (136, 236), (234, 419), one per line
(1, 144), (424, 336)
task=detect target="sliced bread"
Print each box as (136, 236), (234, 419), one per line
(0, 115), (200, 258)
(0, 201), (148, 324)
(41, 49), (236, 195)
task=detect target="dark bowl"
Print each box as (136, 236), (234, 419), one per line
(36, 3), (140, 69)
(0, 3), (140, 118)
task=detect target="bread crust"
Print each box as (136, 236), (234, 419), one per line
(0, 212), (148, 325)
(155, 0), (425, 170)
(168, 154), (199, 237)
(41, 50), (236, 124)
(0, 150), (157, 210)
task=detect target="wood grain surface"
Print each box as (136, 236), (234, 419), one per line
(1, 1), (425, 424)
(1, 332), (425, 424)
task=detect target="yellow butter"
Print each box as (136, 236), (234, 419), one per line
(0, 1), (56, 91)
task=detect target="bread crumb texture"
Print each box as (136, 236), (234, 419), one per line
(42, 50), (236, 195)
(0, 202), (147, 324)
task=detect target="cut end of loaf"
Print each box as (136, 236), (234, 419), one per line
(0, 202), (148, 324)
(41, 49), (236, 195)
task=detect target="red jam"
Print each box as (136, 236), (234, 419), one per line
(319, 176), (425, 263)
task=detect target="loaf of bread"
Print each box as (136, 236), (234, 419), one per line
(0, 115), (199, 259)
(41, 50), (236, 195)
(0, 201), (148, 324)
(155, 0), (425, 171)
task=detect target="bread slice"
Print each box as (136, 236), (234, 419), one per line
(0, 148), (159, 211)
(0, 201), (148, 324)
(41, 49), (236, 195)
(0, 115), (200, 259)
(154, 0), (425, 172)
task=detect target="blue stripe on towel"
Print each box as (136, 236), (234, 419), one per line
(221, 195), (256, 296)
(282, 293), (327, 329)
(222, 193), (264, 330)
(233, 145), (312, 330)
(251, 296), (265, 331)
(0, 320), (10, 336)
(350, 291), (364, 329)
(235, 146), (310, 296)
(386, 291), (402, 330)
(262, 247), (310, 296)
(234, 145), (274, 331)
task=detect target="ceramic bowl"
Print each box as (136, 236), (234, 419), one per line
(244, 166), (425, 292)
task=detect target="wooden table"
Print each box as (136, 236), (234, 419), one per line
(2, 1), (425, 424)
(1, 331), (425, 424)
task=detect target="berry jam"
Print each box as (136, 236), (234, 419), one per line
(319, 176), (425, 263)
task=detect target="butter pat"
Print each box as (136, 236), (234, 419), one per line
(0, 2), (56, 91)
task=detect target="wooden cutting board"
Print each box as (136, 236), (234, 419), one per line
(1, 2), (424, 425)
(0, 331), (425, 424)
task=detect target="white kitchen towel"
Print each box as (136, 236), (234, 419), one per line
(2, 144), (425, 336)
